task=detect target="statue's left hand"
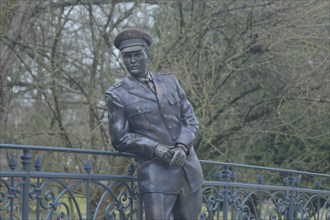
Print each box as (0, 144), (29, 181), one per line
(154, 144), (175, 162)
(169, 147), (186, 166)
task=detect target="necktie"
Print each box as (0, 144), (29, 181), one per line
(143, 78), (156, 94)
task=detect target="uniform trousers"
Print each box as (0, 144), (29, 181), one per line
(142, 169), (202, 220)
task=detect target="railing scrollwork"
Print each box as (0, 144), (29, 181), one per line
(0, 144), (329, 220)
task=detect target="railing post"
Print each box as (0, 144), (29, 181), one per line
(215, 170), (222, 220)
(315, 181), (322, 220)
(85, 160), (92, 220)
(222, 166), (231, 220)
(283, 174), (299, 220)
(34, 157), (42, 220)
(8, 155), (17, 220)
(127, 163), (135, 220)
(20, 149), (32, 220)
(288, 192), (294, 220)
(257, 174), (264, 219)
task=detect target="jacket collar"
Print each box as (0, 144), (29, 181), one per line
(150, 72), (166, 101)
(125, 72), (166, 101)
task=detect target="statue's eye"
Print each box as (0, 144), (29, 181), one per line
(122, 53), (130, 59)
(135, 52), (143, 59)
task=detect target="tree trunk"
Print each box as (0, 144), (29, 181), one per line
(0, 0), (38, 135)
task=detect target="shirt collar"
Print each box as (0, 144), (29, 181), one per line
(145, 72), (153, 81)
(137, 72), (153, 83)
(128, 72), (153, 85)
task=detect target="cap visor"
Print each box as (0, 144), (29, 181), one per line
(121, 45), (145, 53)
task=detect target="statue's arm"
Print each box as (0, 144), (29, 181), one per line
(173, 76), (199, 154)
(105, 92), (158, 159)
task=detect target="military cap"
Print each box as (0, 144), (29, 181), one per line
(114, 29), (153, 52)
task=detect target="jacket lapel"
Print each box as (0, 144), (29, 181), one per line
(150, 72), (166, 101)
(125, 74), (157, 101)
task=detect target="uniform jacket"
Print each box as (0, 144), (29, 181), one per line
(105, 72), (204, 193)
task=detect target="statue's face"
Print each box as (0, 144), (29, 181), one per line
(122, 50), (148, 78)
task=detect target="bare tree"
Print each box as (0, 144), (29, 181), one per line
(150, 0), (329, 171)
(0, 0), (39, 139)
(1, 0), (329, 174)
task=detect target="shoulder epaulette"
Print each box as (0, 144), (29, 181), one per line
(106, 79), (125, 94)
(113, 79), (125, 88)
(155, 72), (173, 76)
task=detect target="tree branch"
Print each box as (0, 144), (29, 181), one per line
(47, 0), (159, 8)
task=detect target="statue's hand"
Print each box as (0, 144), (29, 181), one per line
(154, 144), (174, 162)
(169, 147), (186, 166)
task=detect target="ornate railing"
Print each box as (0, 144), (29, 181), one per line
(0, 143), (329, 220)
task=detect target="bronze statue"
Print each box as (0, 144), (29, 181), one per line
(106, 29), (204, 220)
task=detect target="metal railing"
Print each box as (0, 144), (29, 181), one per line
(0, 143), (329, 220)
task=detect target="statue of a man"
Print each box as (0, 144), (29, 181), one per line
(106, 28), (204, 220)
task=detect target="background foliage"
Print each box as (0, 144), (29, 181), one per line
(1, 0), (329, 175)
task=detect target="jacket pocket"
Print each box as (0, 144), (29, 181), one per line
(127, 105), (152, 130)
(167, 93), (180, 117)
(167, 93), (180, 105)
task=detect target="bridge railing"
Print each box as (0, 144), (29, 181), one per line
(0, 143), (329, 220)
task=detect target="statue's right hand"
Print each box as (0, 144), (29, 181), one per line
(154, 144), (174, 162)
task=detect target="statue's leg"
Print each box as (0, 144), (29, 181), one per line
(142, 192), (177, 220)
(172, 178), (202, 220)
